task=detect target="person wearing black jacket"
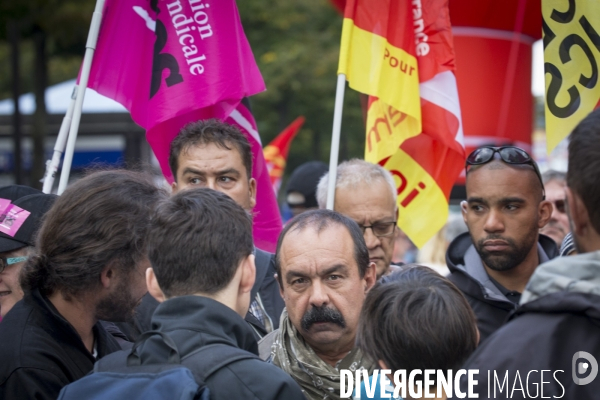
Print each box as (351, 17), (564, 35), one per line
(117, 119), (285, 342)
(446, 146), (556, 343)
(459, 108), (600, 399)
(98, 188), (304, 399)
(0, 170), (167, 400)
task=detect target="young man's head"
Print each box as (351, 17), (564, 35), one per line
(0, 192), (57, 317)
(462, 147), (552, 272)
(169, 119), (257, 211)
(275, 209), (377, 359)
(20, 170), (167, 322)
(357, 266), (478, 384)
(146, 188), (256, 316)
(317, 159), (398, 278)
(565, 109), (600, 253)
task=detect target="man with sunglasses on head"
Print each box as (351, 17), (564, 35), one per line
(446, 145), (558, 343)
(317, 159), (400, 279)
(540, 170), (570, 247)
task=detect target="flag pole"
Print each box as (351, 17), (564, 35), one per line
(326, 73), (346, 210)
(57, 0), (106, 195)
(42, 86), (77, 193)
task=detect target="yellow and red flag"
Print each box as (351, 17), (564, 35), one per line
(338, 0), (465, 248)
(542, 0), (600, 153)
(263, 116), (306, 193)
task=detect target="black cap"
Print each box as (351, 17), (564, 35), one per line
(286, 161), (329, 209)
(0, 193), (58, 253)
(0, 185), (41, 202)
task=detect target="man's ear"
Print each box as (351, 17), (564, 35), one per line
(248, 178), (257, 209)
(171, 180), (178, 193)
(364, 261), (377, 292)
(100, 262), (117, 290)
(460, 200), (468, 224)
(537, 199), (553, 228)
(565, 187), (588, 236)
(239, 254), (256, 295)
(146, 268), (166, 303)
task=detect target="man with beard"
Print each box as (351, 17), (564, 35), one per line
(446, 146), (556, 342)
(258, 209), (377, 400)
(0, 170), (166, 400)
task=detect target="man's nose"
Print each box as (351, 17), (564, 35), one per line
(483, 209), (505, 233)
(363, 227), (381, 249)
(309, 280), (329, 308)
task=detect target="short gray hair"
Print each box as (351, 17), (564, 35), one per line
(316, 159), (397, 209)
(542, 169), (566, 185)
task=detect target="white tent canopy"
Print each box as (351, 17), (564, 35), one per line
(0, 79), (127, 115)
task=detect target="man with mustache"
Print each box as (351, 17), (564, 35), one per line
(446, 146), (556, 343)
(258, 209), (377, 400)
(539, 170), (570, 247)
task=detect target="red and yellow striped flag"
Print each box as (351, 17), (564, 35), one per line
(338, 0), (465, 248)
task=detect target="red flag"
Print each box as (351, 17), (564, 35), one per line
(263, 117), (305, 193)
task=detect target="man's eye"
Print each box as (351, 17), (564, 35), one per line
(328, 275), (341, 281)
(471, 205), (484, 212)
(219, 176), (234, 183)
(291, 278), (306, 285)
(506, 204), (519, 211)
(189, 178), (202, 184)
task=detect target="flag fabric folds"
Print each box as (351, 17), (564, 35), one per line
(263, 116), (306, 194)
(338, 0), (465, 248)
(542, 0), (600, 153)
(87, 0), (281, 251)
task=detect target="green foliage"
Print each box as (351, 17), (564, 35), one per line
(238, 0), (366, 182)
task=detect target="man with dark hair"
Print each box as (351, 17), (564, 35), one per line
(540, 169), (570, 246)
(446, 146), (556, 342)
(259, 209), (377, 400)
(356, 266), (479, 399)
(87, 188), (304, 399)
(123, 119), (283, 341)
(0, 170), (167, 400)
(459, 108), (600, 398)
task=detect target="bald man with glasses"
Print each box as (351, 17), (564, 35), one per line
(317, 159), (400, 279)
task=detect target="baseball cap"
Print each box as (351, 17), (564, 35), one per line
(286, 161), (329, 209)
(0, 185), (41, 202)
(0, 193), (58, 254)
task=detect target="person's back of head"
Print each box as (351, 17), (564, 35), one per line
(566, 109), (600, 253)
(357, 266), (478, 396)
(146, 188), (255, 316)
(20, 169), (167, 320)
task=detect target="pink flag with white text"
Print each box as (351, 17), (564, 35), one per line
(87, 0), (282, 251)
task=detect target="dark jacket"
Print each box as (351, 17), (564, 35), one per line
(0, 290), (121, 400)
(116, 247), (284, 341)
(459, 251), (600, 399)
(102, 295), (305, 400)
(446, 232), (558, 342)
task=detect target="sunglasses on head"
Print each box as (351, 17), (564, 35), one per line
(465, 146), (545, 198)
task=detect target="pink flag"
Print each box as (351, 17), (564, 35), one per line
(88, 0), (282, 251)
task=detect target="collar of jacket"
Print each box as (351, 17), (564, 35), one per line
(25, 289), (119, 360)
(521, 250), (600, 305)
(446, 232), (558, 306)
(148, 295), (259, 357)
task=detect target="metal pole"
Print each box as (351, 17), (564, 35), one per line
(326, 74), (347, 210)
(42, 87), (77, 193)
(57, 0), (106, 194)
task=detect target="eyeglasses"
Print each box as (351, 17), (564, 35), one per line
(0, 256), (28, 274)
(358, 221), (397, 238)
(552, 199), (566, 214)
(465, 146), (545, 197)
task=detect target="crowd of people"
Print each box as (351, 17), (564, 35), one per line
(0, 108), (599, 400)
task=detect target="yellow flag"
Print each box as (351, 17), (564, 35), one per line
(543, 0), (600, 153)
